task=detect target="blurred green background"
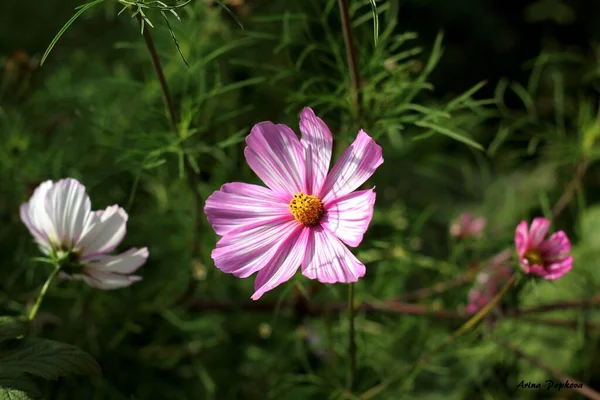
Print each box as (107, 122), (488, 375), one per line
(2, 0), (600, 399)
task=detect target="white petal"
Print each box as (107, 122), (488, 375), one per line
(88, 248), (148, 274)
(78, 205), (128, 258)
(20, 180), (55, 252)
(72, 269), (142, 290)
(44, 178), (93, 248)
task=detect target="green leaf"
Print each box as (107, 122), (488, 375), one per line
(414, 121), (484, 150)
(212, 0), (244, 30)
(0, 386), (37, 400)
(368, 0), (379, 46)
(0, 317), (27, 340)
(40, 0), (106, 66)
(0, 375), (42, 400)
(0, 338), (101, 380)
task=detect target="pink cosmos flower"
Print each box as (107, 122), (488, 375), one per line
(450, 212), (486, 239)
(204, 107), (383, 300)
(20, 178), (148, 289)
(514, 217), (572, 280)
(465, 250), (513, 314)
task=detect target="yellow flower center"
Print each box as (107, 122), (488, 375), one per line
(524, 249), (543, 266)
(289, 192), (324, 226)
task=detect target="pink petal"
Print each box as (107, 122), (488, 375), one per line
(75, 268), (142, 290)
(87, 247), (148, 274)
(321, 188), (376, 247)
(469, 217), (486, 236)
(251, 226), (309, 300)
(514, 221), (529, 258)
(299, 107), (333, 195)
(211, 218), (299, 279)
(528, 217), (550, 248)
(244, 122), (305, 198)
(540, 231), (571, 258)
(543, 256), (573, 280)
(319, 130), (383, 203)
(204, 182), (290, 236)
(20, 180), (55, 253)
(44, 178), (93, 248)
(302, 226), (366, 284)
(77, 205), (128, 258)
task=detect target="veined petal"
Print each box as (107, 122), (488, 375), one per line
(244, 122), (305, 197)
(299, 107), (333, 195)
(528, 217), (550, 248)
(540, 231), (571, 259)
(70, 269), (142, 290)
(212, 218), (299, 279)
(44, 178), (92, 248)
(78, 205), (128, 258)
(20, 180), (55, 253)
(87, 247), (148, 274)
(544, 256), (573, 280)
(302, 226), (366, 284)
(321, 188), (376, 247)
(205, 182), (290, 236)
(251, 226), (309, 300)
(320, 130), (383, 203)
(514, 221), (529, 258)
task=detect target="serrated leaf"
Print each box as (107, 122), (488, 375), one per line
(0, 386), (36, 400)
(0, 338), (101, 380)
(0, 318), (27, 340)
(0, 375), (42, 400)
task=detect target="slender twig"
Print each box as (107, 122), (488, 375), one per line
(337, 0), (362, 116)
(189, 297), (600, 319)
(398, 267), (480, 301)
(137, 14), (177, 131)
(552, 158), (590, 219)
(519, 317), (600, 330)
(504, 297), (600, 316)
(492, 336), (600, 400)
(28, 263), (61, 321)
(347, 283), (356, 391)
(135, 14), (204, 291)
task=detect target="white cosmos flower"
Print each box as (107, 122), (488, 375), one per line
(20, 178), (148, 290)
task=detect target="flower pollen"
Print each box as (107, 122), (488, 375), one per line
(524, 249), (543, 266)
(289, 192), (324, 226)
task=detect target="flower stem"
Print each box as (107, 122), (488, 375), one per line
(347, 282), (356, 391)
(28, 263), (61, 321)
(135, 14), (204, 285)
(137, 14), (177, 132)
(337, 0), (362, 117)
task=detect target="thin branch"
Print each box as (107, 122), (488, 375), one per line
(519, 317), (600, 330)
(136, 14), (204, 303)
(398, 267), (480, 301)
(337, 0), (362, 116)
(492, 336), (600, 400)
(504, 297), (600, 316)
(138, 14), (177, 131)
(552, 158), (590, 219)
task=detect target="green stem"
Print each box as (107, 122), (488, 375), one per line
(28, 263), (61, 321)
(337, 0), (362, 117)
(347, 282), (356, 391)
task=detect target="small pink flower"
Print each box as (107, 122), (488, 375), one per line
(20, 178), (148, 289)
(465, 252), (513, 314)
(514, 217), (572, 280)
(450, 212), (486, 239)
(204, 107), (383, 300)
